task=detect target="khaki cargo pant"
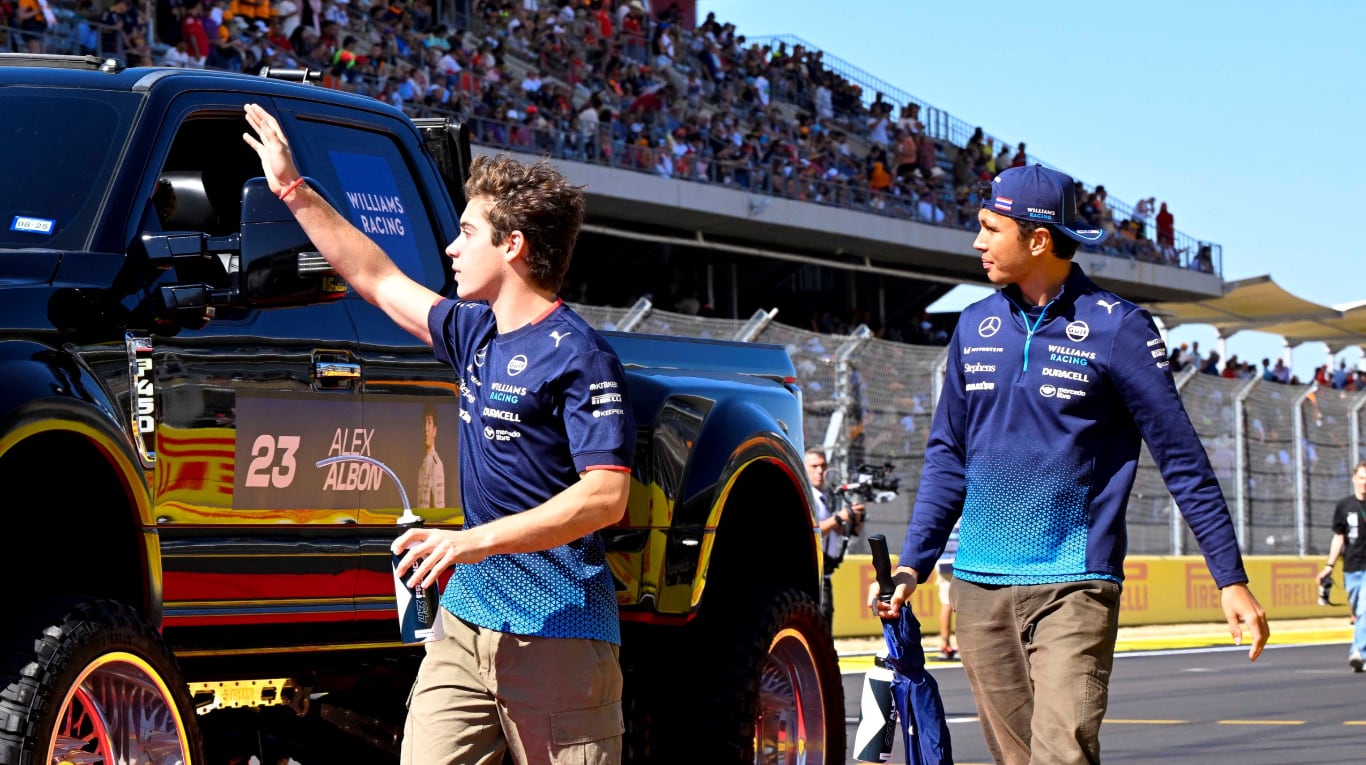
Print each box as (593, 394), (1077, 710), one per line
(952, 577), (1122, 765)
(401, 609), (624, 765)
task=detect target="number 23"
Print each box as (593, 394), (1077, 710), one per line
(245, 434), (301, 488)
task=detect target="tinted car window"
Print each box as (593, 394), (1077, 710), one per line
(290, 117), (446, 289)
(0, 89), (139, 252)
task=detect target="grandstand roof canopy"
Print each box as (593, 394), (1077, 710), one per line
(1148, 276), (1366, 352)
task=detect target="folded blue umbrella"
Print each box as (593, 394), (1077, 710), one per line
(881, 606), (953, 765)
(864, 534), (953, 765)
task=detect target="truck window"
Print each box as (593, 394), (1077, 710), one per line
(148, 114), (271, 238)
(0, 90), (138, 251)
(287, 118), (447, 290)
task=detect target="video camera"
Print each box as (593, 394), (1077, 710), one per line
(833, 462), (901, 505)
(1318, 576), (1335, 606)
(824, 463), (902, 573)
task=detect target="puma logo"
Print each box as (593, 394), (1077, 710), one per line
(1096, 299), (1120, 315)
(550, 330), (572, 348)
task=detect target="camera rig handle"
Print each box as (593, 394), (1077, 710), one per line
(868, 533), (895, 602)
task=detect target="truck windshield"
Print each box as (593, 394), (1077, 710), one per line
(0, 89), (139, 252)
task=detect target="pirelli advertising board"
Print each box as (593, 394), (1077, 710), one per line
(827, 555), (1351, 638)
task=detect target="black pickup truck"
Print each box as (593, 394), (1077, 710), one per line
(0, 54), (842, 764)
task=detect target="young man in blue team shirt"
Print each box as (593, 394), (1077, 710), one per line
(870, 164), (1269, 765)
(245, 104), (635, 764)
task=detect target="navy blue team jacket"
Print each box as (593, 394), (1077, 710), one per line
(899, 265), (1248, 589)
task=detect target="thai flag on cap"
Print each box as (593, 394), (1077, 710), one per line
(993, 196), (1013, 212)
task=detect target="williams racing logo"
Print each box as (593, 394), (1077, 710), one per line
(1047, 344), (1095, 367)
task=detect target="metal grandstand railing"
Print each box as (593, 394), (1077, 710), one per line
(574, 299), (1366, 559)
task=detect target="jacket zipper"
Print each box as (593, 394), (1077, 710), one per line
(1016, 301), (1054, 379)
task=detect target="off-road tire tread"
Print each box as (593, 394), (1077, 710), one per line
(0, 596), (202, 765)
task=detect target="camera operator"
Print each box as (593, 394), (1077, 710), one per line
(805, 447), (866, 628)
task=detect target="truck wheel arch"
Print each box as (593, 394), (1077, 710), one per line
(0, 405), (158, 622)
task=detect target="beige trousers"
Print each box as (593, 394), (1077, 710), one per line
(952, 577), (1122, 765)
(401, 609), (623, 765)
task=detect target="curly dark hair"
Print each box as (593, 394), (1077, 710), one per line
(464, 154), (586, 292)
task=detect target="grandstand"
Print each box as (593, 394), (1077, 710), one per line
(8, 0), (1363, 560)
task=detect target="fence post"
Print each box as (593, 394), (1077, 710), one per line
(1232, 376), (1260, 552)
(733, 308), (779, 342)
(821, 325), (872, 490)
(1170, 366), (1199, 554)
(930, 348), (949, 410)
(616, 297), (653, 332)
(1292, 384), (1316, 556)
(1351, 391), (1366, 467)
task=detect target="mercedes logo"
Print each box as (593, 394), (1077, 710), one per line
(977, 316), (1001, 338)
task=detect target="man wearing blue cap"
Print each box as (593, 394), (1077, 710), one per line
(871, 165), (1269, 765)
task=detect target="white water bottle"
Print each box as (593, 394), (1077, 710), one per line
(392, 510), (445, 644)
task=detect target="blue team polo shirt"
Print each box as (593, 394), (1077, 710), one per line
(428, 298), (635, 644)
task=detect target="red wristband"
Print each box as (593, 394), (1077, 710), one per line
(278, 177), (305, 200)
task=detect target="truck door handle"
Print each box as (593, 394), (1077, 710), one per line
(316, 361), (361, 379)
(313, 350), (361, 390)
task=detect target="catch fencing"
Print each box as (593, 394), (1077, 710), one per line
(577, 299), (1366, 557)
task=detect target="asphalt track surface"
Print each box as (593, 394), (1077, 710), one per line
(196, 618), (1360, 763)
(837, 617), (1364, 765)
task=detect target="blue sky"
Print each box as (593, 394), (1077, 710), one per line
(695, 0), (1365, 381)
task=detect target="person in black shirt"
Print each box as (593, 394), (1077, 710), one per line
(1316, 460), (1366, 672)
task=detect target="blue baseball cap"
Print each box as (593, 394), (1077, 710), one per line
(983, 164), (1106, 245)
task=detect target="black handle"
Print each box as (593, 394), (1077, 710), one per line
(868, 533), (895, 602)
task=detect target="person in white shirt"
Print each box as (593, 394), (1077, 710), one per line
(162, 40), (193, 67)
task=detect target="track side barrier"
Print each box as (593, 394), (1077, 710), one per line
(828, 554), (1350, 638)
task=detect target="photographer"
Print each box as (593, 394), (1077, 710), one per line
(1316, 460), (1366, 672)
(805, 447), (866, 628)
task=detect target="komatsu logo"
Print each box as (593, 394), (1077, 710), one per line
(966, 381), (995, 391)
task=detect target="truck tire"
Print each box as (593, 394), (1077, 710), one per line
(632, 587), (844, 764)
(0, 597), (203, 765)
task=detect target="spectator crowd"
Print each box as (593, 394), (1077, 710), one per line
(5, 0), (1217, 275)
(1170, 341), (1366, 390)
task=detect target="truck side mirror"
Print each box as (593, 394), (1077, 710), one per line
(237, 177), (347, 306)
